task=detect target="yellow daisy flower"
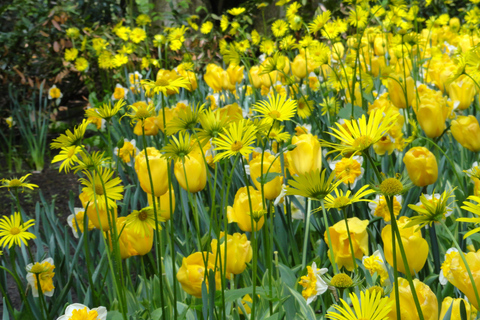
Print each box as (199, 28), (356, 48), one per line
(0, 212), (36, 248)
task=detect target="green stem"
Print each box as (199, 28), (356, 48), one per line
(321, 200), (338, 273)
(301, 198), (312, 270)
(342, 207), (357, 272)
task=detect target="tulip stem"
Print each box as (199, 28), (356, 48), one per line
(342, 208), (357, 272)
(302, 198), (311, 270)
(439, 220), (480, 310)
(387, 196), (401, 320)
(321, 200), (338, 274)
(387, 196), (425, 320)
(429, 223), (441, 274)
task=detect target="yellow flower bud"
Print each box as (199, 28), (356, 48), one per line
(147, 188), (176, 221)
(413, 85), (451, 138)
(382, 216), (429, 274)
(439, 297), (477, 320)
(451, 116), (480, 152)
(291, 54), (307, 79)
(325, 217), (369, 271)
(403, 147), (438, 187)
(227, 187), (265, 232)
(248, 66), (263, 88)
(174, 151), (207, 193)
(441, 249), (480, 309)
(288, 134), (322, 175)
(133, 117), (159, 136)
(79, 191), (117, 231)
(204, 64), (225, 92)
(135, 147), (169, 197)
(211, 232), (252, 276)
(249, 152), (283, 200)
(176, 252), (220, 298)
(387, 278), (438, 320)
(448, 76), (476, 110)
(387, 73), (415, 109)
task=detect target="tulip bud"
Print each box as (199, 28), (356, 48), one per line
(387, 278), (438, 320)
(451, 115), (480, 152)
(135, 147), (169, 197)
(439, 297), (477, 320)
(79, 191), (117, 231)
(449, 76), (476, 110)
(211, 232), (252, 276)
(403, 147), (438, 187)
(382, 216), (429, 274)
(147, 188), (176, 221)
(176, 252), (220, 298)
(249, 152), (283, 200)
(387, 73), (414, 109)
(325, 217), (369, 271)
(227, 187), (265, 232)
(288, 134), (322, 175)
(174, 151), (207, 193)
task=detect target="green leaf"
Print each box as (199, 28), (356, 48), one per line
(338, 105), (366, 120)
(256, 172), (282, 184)
(106, 311), (123, 320)
(286, 286), (316, 320)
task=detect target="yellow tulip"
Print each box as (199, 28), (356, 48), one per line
(288, 134), (322, 175)
(439, 297), (477, 320)
(325, 217), (369, 271)
(176, 252), (220, 298)
(451, 116), (480, 152)
(176, 69), (197, 92)
(412, 85), (451, 138)
(249, 152), (283, 200)
(135, 147), (169, 197)
(387, 73), (415, 109)
(387, 278), (438, 320)
(226, 64), (244, 91)
(79, 191), (117, 231)
(133, 116), (159, 136)
(216, 102), (243, 123)
(204, 64), (225, 92)
(374, 37), (387, 56)
(147, 188), (176, 220)
(174, 151), (207, 193)
(291, 54), (308, 79)
(403, 147), (438, 187)
(382, 216), (429, 274)
(441, 249), (480, 309)
(248, 66), (263, 88)
(211, 232), (252, 276)
(332, 42), (345, 61)
(227, 187), (265, 232)
(448, 75), (476, 110)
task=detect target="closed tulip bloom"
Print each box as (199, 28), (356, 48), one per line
(133, 116), (159, 136)
(382, 216), (429, 274)
(387, 73), (415, 109)
(449, 76), (476, 110)
(387, 278), (438, 320)
(412, 85), (451, 138)
(126, 222), (153, 256)
(441, 249), (480, 309)
(204, 64), (225, 92)
(248, 66), (263, 88)
(147, 188), (176, 220)
(291, 54), (307, 79)
(226, 64), (244, 91)
(135, 147), (169, 197)
(176, 252), (220, 298)
(211, 232), (252, 276)
(174, 151), (207, 193)
(403, 147), (438, 187)
(439, 297), (477, 320)
(227, 187), (265, 232)
(108, 217), (138, 259)
(79, 191), (117, 231)
(288, 134), (322, 175)
(325, 217), (369, 271)
(249, 152), (283, 200)
(451, 116), (480, 152)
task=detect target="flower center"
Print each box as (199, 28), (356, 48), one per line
(69, 308), (99, 320)
(156, 78), (170, 87)
(333, 196), (350, 208)
(135, 108), (151, 119)
(67, 147), (77, 158)
(94, 183), (105, 195)
(10, 227), (21, 235)
(298, 102), (305, 109)
(330, 273), (353, 288)
(380, 178), (403, 196)
(231, 141), (244, 152)
(352, 135), (373, 150)
(268, 110), (282, 119)
(138, 211), (148, 221)
(30, 264), (46, 274)
(9, 179), (22, 188)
